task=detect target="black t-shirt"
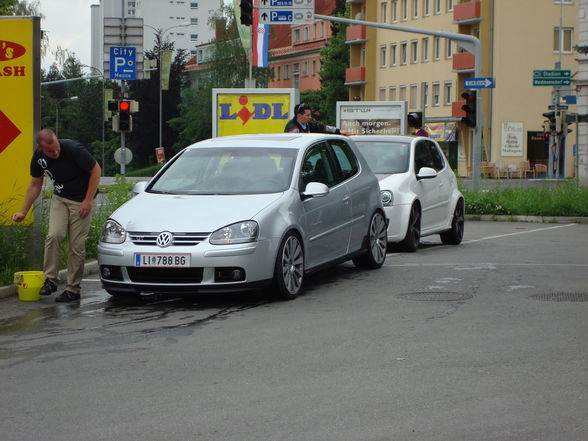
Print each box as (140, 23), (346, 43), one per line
(30, 139), (97, 202)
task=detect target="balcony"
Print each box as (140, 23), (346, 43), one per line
(346, 25), (367, 44)
(452, 101), (466, 119)
(453, 1), (481, 24)
(345, 66), (366, 85)
(345, 0), (364, 3)
(452, 52), (475, 72)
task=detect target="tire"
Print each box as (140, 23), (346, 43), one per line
(272, 231), (305, 300)
(441, 199), (465, 245)
(353, 211), (387, 269)
(397, 203), (421, 252)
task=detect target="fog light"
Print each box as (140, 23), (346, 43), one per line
(102, 266), (111, 278)
(215, 267), (246, 282)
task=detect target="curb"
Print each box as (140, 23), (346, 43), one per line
(0, 261), (99, 300)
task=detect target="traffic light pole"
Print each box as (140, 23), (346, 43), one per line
(315, 14), (484, 190)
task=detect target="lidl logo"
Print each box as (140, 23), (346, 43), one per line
(219, 95), (288, 124)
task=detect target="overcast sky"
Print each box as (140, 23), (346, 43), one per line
(39, 0), (95, 71)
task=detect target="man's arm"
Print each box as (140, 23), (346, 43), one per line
(79, 162), (101, 218)
(12, 177), (44, 223)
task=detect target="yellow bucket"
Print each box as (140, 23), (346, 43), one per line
(13, 271), (45, 302)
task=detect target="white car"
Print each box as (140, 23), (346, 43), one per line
(98, 134), (387, 300)
(352, 135), (464, 252)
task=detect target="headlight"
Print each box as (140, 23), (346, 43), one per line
(100, 219), (126, 244)
(210, 221), (259, 245)
(380, 190), (393, 206)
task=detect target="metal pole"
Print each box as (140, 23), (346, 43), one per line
(55, 104), (59, 138)
(159, 44), (162, 149)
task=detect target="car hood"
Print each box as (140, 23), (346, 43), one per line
(110, 192), (286, 232)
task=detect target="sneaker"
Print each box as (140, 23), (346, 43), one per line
(55, 290), (80, 302)
(40, 280), (57, 296)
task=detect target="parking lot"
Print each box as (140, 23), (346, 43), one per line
(1, 220), (587, 441)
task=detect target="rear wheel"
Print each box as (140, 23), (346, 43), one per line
(397, 203), (421, 252)
(272, 232), (305, 300)
(353, 211), (387, 269)
(440, 199), (465, 245)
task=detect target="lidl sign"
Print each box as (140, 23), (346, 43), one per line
(212, 88), (297, 137)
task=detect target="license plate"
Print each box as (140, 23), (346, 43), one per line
(134, 253), (191, 267)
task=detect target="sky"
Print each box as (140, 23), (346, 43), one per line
(38, 0), (96, 72)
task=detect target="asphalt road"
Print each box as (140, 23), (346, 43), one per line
(1, 221), (587, 441)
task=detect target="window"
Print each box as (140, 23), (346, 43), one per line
(411, 40), (418, 63)
(446, 38), (453, 58)
(330, 140), (359, 181)
(381, 2), (388, 22)
(399, 85), (407, 101)
(422, 37), (429, 62)
(320, 22), (324, 38)
(314, 23), (317, 39)
(432, 82), (440, 106)
(555, 0), (573, 3)
(379, 88), (387, 101)
(127, 9), (135, 15)
(312, 60), (316, 75)
(412, 0), (419, 18)
(380, 45), (387, 67)
(423, 0), (430, 16)
(304, 27), (310, 41)
(191, 17), (198, 24)
(190, 34), (198, 40)
(422, 82), (429, 107)
(294, 29), (300, 42)
(302, 61), (308, 77)
(401, 0), (408, 20)
(415, 140), (444, 172)
(410, 84), (418, 109)
(444, 81), (452, 105)
(389, 86), (397, 101)
(401, 41), (408, 64)
(300, 144), (337, 188)
(276, 66), (281, 81)
(433, 36), (440, 60)
(390, 43), (397, 66)
(293, 63), (299, 74)
(391, 0), (398, 22)
(554, 27), (573, 53)
(190, 2), (198, 7)
(284, 64), (290, 80)
(447, 0), (454, 11)
(434, 0), (441, 13)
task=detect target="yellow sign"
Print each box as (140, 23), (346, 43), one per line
(213, 88), (296, 137)
(0, 17), (40, 225)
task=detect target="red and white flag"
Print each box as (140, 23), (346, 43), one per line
(252, 1), (269, 68)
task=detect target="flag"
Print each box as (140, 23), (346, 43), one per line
(252, 4), (269, 68)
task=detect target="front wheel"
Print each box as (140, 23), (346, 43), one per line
(397, 203), (421, 252)
(353, 211), (387, 269)
(440, 199), (465, 245)
(272, 232), (305, 300)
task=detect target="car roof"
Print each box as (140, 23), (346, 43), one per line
(187, 133), (350, 150)
(351, 135), (423, 143)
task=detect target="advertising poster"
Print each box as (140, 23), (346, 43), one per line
(336, 101), (407, 136)
(213, 88), (297, 137)
(501, 122), (524, 157)
(0, 17), (40, 225)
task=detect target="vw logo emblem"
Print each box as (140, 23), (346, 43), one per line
(156, 231), (174, 248)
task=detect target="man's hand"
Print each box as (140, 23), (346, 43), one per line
(79, 200), (93, 218)
(12, 212), (26, 223)
(340, 130), (353, 136)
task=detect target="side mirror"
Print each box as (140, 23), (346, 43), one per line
(416, 167), (437, 180)
(132, 181), (148, 194)
(301, 182), (329, 200)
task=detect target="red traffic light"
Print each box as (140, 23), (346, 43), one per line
(119, 101), (130, 112)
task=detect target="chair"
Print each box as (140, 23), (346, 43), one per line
(519, 160), (534, 179)
(534, 163), (548, 178)
(507, 163), (520, 178)
(494, 160), (509, 179)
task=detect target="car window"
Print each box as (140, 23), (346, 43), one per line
(354, 141), (410, 174)
(427, 140), (445, 171)
(300, 143), (337, 189)
(329, 140), (359, 181)
(149, 147), (297, 194)
(414, 140), (435, 172)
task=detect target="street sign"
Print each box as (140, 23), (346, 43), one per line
(109, 46), (136, 80)
(533, 69), (571, 78)
(464, 77), (495, 89)
(548, 105), (569, 110)
(258, 8), (314, 24)
(103, 17), (144, 79)
(259, 0), (314, 7)
(533, 78), (571, 86)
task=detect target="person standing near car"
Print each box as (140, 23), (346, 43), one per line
(284, 103), (352, 135)
(12, 129), (101, 302)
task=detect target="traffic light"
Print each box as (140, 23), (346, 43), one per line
(542, 111), (556, 133)
(240, 0), (253, 26)
(461, 90), (477, 128)
(118, 100), (132, 132)
(407, 112), (423, 129)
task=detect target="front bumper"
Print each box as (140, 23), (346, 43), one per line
(383, 204), (412, 243)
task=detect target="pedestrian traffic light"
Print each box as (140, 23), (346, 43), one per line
(407, 112), (423, 129)
(461, 91), (476, 128)
(118, 100), (132, 132)
(107, 100), (119, 113)
(240, 0), (253, 26)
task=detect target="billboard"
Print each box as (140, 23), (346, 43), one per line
(0, 17), (41, 225)
(212, 88), (297, 137)
(336, 101), (407, 136)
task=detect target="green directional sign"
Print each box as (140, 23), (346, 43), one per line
(533, 78), (571, 86)
(533, 70), (572, 86)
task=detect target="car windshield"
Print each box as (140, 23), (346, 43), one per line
(149, 147), (298, 195)
(354, 141), (410, 174)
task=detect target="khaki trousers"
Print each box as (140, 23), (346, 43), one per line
(44, 194), (94, 294)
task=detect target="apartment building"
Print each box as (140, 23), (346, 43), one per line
(345, 0), (578, 178)
(91, 0), (220, 71)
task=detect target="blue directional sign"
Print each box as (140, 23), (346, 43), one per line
(109, 46), (136, 80)
(464, 77), (495, 89)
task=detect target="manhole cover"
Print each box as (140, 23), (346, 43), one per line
(530, 292), (588, 302)
(397, 292), (473, 302)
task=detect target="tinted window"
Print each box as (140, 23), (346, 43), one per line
(330, 140), (359, 180)
(354, 140), (410, 174)
(415, 140), (435, 172)
(427, 140), (445, 171)
(300, 143), (337, 189)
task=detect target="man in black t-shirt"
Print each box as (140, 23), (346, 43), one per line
(12, 129), (101, 302)
(284, 103), (352, 135)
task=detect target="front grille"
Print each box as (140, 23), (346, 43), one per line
(126, 267), (204, 283)
(129, 231), (210, 246)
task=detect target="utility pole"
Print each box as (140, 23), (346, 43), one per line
(577, 0), (588, 183)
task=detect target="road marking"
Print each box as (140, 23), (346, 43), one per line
(461, 223), (576, 244)
(384, 263), (588, 267)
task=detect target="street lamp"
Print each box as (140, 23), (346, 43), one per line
(55, 96), (78, 138)
(144, 22), (190, 151)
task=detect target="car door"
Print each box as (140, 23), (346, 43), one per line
(427, 140), (454, 227)
(299, 142), (352, 268)
(413, 139), (444, 232)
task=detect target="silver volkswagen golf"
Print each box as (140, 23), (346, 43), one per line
(98, 133), (387, 300)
